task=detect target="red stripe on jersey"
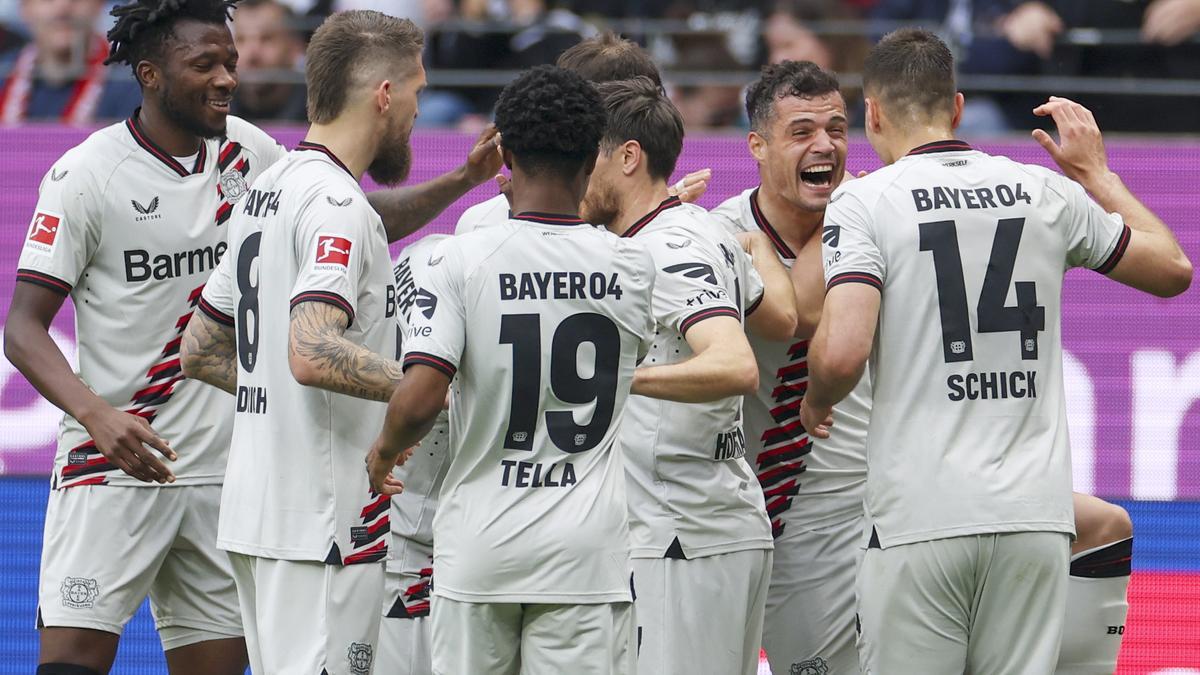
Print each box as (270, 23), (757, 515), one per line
(769, 398), (803, 422)
(403, 352), (457, 379)
(360, 493), (390, 520)
(679, 306), (740, 336)
(771, 382), (807, 401)
(162, 337), (182, 356)
(1094, 224), (1132, 275)
(777, 361), (808, 380)
(147, 359), (181, 380)
(763, 479), (801, 500)
(175, 312), (194, 330)
(197, 298), (234, 327)
(758, 437), (811, 464)
(188, 285), (205, 304)
(620, 196), (682, 238)
(827, 272), (882, 291)
(16, 269), (72, 295)
(762, 418), (808, 445)
(215, 201), (233, 226)
(60, 475), (108, 489)
(787, 341), (809, 357)
(343, 541), (387, 565)
(757, 461), (806, 488)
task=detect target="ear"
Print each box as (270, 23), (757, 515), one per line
(501, 146), (513, 171)
(376, 79), (392, 113)
(747, 130), (767, 163)
(864, 97), (882, 134)
(621, 140), (641, 177)
(135, 60), (159, 91)
(950, 92), (965, 131)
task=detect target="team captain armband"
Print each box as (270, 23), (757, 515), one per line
(826, 271), (883, 291)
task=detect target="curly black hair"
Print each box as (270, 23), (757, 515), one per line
(494, 65), (607, 178)
(745, 60), (841, 134)
(106, 0), (238, 80)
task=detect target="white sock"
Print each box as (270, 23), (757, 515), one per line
(1056, 537), (1132, 675)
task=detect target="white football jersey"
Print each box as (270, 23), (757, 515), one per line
(200, 142), (397, 564)
(404, 213), (655, 604)
(16, 114), (284, 489)
(619, 197), (774, 560)
(710, 188), (870, 535)
(388, 235), (452, 576)
(453, 193), (508, 235)
(823, 140), (1130, 547)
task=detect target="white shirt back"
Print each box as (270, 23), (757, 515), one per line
(618, 198), (774, 559)
(710, 188), (870, 535)
(404, 213), (655, 604)
(454, 193), (509, 235)
(200, 142), (397, 563)
(16, 115), (284, 489)
(823, 141), (1130, 547)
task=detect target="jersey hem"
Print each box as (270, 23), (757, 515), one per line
(16, 268), (72, 295)
(1093, 224), (1131, 275)
(432, 586), (632, 605)
(679, 306), (741, 336)
(827, 271), (883, 291)
(216, 539), (334, 562)
(58, 474), (225, 489)
(403, 352), (457, 378)
(290, 291), (356, 327)
(872, 520), (1075, 549)
(197, 297), (234, 327)
(630, 536), (775, 560)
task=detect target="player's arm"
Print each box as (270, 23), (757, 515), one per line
(801, 282), (880, 438)
(288, 301), (404, 401)
(667, 168), (712, 203)
(738, 231), (798, 341)
(367, 125), (503, 243)
(4, 283), (177, 483)
(631, 315), (758, 402)
(790, 231), (826, 338)
(1033, 96), (1192, 297)
(180, 311), (237, 395)
(366, 364), (449, 494)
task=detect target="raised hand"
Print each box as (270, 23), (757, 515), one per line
(1032, 96), (1111, 186)
(462, 124), (503, 186)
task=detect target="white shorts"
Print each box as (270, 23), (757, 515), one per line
(431, 596), (634, 675)
(857, 531), (1070, 675)
(631, 549), (772, 675)
(763, 514), (862, 675)
(378, 567), (434, 675)
(38, 484), (241, 651)
(228, 553), (384, 675)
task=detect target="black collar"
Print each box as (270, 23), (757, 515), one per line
(512, 212), (585, 226)
(296, 141), (354, 179)
(125, 108), (208, 178)
(621, 196), (683, 238)
(749, 187), (796, 259)
(906, 139), (973, 156)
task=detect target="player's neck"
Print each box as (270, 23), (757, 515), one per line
(304, 121), (376, 182)
(606, 180), (670, 237)
(508, 175), (583, 219)
(136, 103), (202, 157)
(756, 183), (823, 250)
(889, 127), (958, 164)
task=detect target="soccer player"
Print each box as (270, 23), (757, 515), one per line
(580, 77), (796, 675)
(803, 28), (1191, 674)
(366, 65), (653, 674)
(709, 60), (870, 675)
(180, 11), (425, 673)
(454, 32), (710, 235)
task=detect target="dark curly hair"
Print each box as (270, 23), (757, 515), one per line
(494, 65), (607, 178)
(106, 0), (238, 82)
(745, 60), (841, 134)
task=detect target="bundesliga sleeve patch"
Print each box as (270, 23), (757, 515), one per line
(315, 235), (353, 268)
(26, 210), (63, 253)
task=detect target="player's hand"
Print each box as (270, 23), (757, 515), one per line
(1032, 96), (1111, 186)
(366, 439), (413, 495)
(800, 397), (834, 439)
(1142, 0), (1200, 46)
(78, 404), (176, 483)
(461, 124), (503, 186)
(1000, 2), (1063, 59)
(495, 172), (513, 208)
(667, 168), (712, 203)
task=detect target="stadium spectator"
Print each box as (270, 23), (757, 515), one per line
(229, 0), (305, 122)
(0, 0), (138, 123)
(669, 32), (743, 128)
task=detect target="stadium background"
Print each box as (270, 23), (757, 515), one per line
(0, 125), (1196, 674)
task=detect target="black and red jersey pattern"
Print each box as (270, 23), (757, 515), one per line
(386, 566), (433, 619)
(341, 490), (390, 565)
(59, 284), (206, 489)
(214, 140), (250, 227)
(755, 339), (812, 538)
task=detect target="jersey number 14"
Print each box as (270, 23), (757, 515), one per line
(920, 217), (1046, 363)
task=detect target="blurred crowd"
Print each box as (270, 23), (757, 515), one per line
(1, 0), (1198, 132)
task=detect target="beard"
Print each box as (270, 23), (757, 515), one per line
(367, 117), (413, 186)
(160, 79), (225, 139)
(580, 180), (620, 226)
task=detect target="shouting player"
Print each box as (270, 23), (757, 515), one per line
(803, 28), (1191, 674)
(368, 65), (654, 674)
(709, 60), (870, 675)
(181, 11), (425, 673)
(581, 77), (797, 675)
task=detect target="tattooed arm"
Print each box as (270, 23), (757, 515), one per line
(180, 311), (238, 395)
(367, 125), (503, 243)
(287, 301), (404, 401)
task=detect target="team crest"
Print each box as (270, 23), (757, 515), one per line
(26, 211), (62, 252)
(219, 169), (249, 203)
(60, 577), (99, 609)
(347, 642), (373, 674)
(791, 657), (829, 675)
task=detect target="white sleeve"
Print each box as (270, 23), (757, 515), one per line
(15, 156), (100, 295)
(402, 239), (466, 378)
(289, 192), (377, 326)
(197, 247), (236, 327)
(823, 188), (884, 292)
(1059, 177), (1130, 274)
(645, 232), (742, 337)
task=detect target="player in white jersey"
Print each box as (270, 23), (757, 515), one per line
(4, 0), (285, 671)
(709, 60), (869, 675)
(376, 234), (452, 675)
(577, 77), (797, 675)
(802, 29), (1192, 674)
(368, 65), (653, 674)
(180, 12), (428, 674)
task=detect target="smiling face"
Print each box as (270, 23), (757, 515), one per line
(148, 19), (238, 139)
(752, 91), (848, 213)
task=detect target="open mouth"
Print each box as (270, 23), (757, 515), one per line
(801, 164), (835, 187)
(207, 98), (231, 113)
